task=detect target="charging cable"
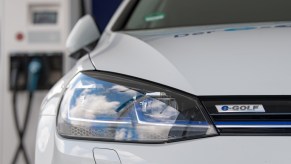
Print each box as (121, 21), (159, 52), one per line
(12, 58), (42, 164)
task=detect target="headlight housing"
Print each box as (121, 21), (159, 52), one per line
(57, 72), (217, 143)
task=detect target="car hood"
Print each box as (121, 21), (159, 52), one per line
(90, 23), (291, 96)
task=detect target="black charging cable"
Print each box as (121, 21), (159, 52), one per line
(11, 58), (42, 164)
(11, 60), (30, 164)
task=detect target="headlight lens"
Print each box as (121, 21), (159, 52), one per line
(57, 72), (217, 143)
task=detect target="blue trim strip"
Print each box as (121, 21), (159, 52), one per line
(215, 121), (291, 126)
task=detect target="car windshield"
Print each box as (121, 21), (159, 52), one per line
(124, 0), (291, 30)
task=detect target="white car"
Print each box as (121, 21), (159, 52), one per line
(35, 0), (291, 163)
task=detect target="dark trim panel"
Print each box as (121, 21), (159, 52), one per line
(111, 0), (139, 31)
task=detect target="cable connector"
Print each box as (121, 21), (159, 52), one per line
(27, 58), (42, 92)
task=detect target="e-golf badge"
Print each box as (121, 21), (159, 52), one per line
(216, 105), (265, 113)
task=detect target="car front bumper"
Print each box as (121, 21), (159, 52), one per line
(36, 115), (291, 164)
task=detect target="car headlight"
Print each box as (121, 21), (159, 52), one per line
(57, 71), (217, 143)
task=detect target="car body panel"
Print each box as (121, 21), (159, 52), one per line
(91, 22), (291, 96)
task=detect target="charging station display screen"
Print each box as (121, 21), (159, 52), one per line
(33, 11), (57, 24)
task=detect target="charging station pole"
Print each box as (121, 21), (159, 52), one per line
(0, 0), (74, 163)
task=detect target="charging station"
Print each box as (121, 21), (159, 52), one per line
(0, 0), (75, 163)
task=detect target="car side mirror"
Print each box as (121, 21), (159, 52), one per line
(66, 15), (100, 59)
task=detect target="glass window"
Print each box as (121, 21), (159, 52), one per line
(125, 0), (291, 30)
